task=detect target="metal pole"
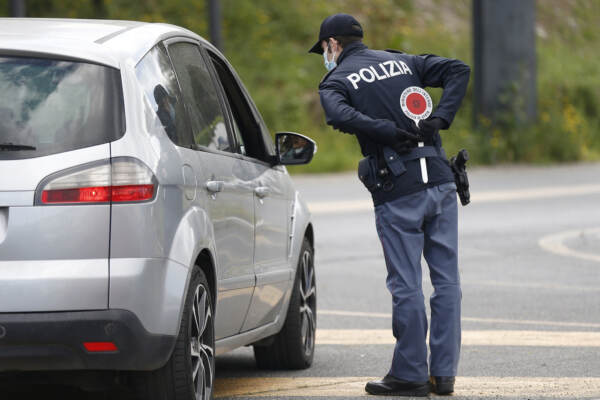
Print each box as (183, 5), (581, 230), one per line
(208, 0), (223, 52)
(473, 0), (536, 126)
(93, 0), (107, 19)
(10, 0), (26, 17)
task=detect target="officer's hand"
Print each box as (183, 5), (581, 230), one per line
(413, 117), (447, 142)
(393, 128), (419, 154)
(395, 127), (420, 142)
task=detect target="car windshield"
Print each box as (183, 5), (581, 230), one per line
(0, 55), (124, 160)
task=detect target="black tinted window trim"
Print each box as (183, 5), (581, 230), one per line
(198, 47), (244, 156)
(204, 47), (276, 157)
(193, 143), (274, 167)
(202, 47), (274, 163)
(237, 152), (280, 168)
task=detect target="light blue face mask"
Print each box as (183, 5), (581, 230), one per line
(323, 47), (337, 71)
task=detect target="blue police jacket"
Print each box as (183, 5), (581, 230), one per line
(319, 42), (470, 205)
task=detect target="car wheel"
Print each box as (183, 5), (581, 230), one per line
(133, 267), (215, 400)
(253, 238), (316, 369)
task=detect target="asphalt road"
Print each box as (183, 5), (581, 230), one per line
(3, 163), (600, 399)
(214, 163), (600, 400)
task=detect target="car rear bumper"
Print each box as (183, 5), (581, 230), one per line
(0, 309), (176, 372)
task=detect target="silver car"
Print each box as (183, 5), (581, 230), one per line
(0, 18), (317, 400)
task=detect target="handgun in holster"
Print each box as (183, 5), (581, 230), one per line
(450, 149), (470, 206)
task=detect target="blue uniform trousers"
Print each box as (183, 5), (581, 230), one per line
(374, 181), (461, 382)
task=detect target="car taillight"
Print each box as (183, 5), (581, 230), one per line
(42, 186), (111, 203)
(36, 158), (156, 205)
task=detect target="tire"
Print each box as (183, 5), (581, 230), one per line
(253, 238), (316, 369)
(133, 267), (215, 400)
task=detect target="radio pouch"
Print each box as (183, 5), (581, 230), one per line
(382, 147), (407, 176)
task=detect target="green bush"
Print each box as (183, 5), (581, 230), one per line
(4, 0), (599, 171)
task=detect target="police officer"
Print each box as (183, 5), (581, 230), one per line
(309, 13), (470, 397)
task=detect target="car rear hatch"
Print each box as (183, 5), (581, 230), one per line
(0, 54), (125, 312)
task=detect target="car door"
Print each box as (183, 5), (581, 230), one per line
(205, 49), (294, 331)
(165, 39), (256, 339)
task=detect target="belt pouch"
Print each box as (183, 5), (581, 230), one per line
(382, 147), (407, 176)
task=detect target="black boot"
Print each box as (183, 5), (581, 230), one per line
(365, 374), (430, 397)
(430, 376), (455, 395)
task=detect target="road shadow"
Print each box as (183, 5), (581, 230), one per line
(0, 384), (113, 400)
(0, 372), (131, 400)
(0, 352), (262, 399)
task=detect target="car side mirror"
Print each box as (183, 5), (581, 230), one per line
(275, 132), (317, 166)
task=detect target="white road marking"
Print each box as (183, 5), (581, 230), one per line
(473, 184), (600, 202)
(460, 279), (600, 292)
(320, 309), (392, 319)
(316, 329), (600, 346)
(308, 183), (600, 214)
(308, 199), (372, 214)
(215, 377), (600, 398)
(539, 227), (600, 263)
(319, 309), (600, 329)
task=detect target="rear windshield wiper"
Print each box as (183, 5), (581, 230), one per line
(0, 142), (37, 151)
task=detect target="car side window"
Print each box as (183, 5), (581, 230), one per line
(207, 51), (271, 162)
(167, 42), (232, 153)
(228, 110), (247, 156)
(135, 44), (193, 148)
(251, 102), (276, 158)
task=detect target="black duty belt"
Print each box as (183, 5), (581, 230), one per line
(381, 145), (446, 178)
(360, 145), (448, 194)
(386, 145), (446, 162)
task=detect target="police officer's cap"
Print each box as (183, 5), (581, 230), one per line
(308, 13), (363, 54)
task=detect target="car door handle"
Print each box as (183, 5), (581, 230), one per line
(254, 186), (270, 198)
(205, 180), (224, 193)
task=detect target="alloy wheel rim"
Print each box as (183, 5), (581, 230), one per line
(190, 284), (214, 400)
(298, 249), (316, 357)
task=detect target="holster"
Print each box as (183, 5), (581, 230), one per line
(450, 149), (471, 206)
(357, 156), (379, 192)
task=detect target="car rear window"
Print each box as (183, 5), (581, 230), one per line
(0, 55), (125, 160)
